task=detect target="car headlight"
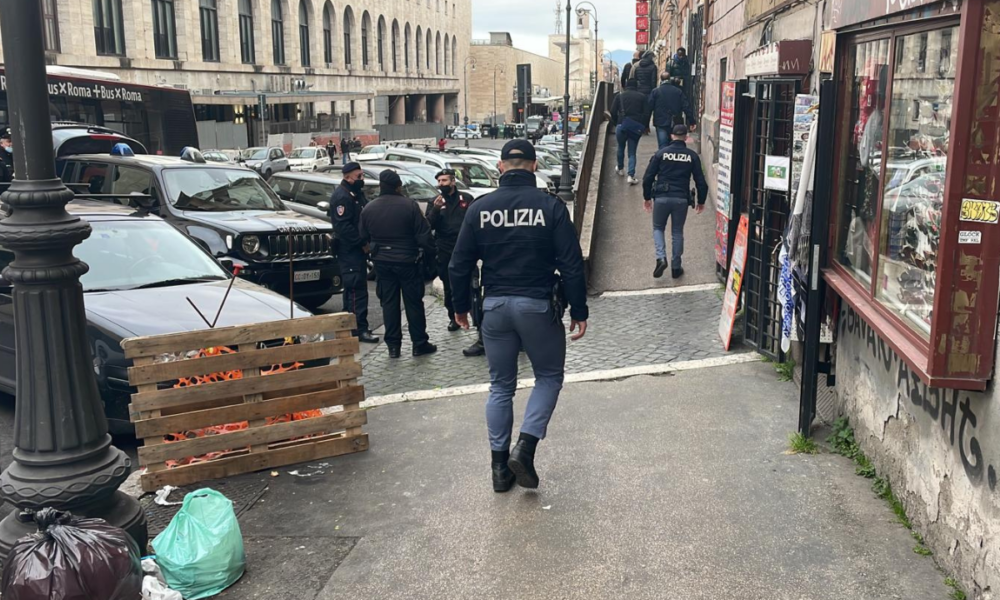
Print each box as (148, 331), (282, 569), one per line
(297, 333), (325, 344)
(242, 235), (261, 255)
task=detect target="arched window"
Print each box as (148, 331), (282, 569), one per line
(322, 3), (334, 65)
(391, 20), (400, 72)
(239, 0), (255, 63)
(343, 7), (354, 67)
(377, 16), (386, 71)
(404, 24), (411, 71)
(443, 35), (449, 75)
(425, 29), (431, 71)
(272, 0), (285, 65)
(361, 11), (371, 69)
(299, 0), (310, 66)
(435, 32), (441, 75)
(415, 26), (422, 72)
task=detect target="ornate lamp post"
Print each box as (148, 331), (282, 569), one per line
(576, 2), (599, 99)
(0, 0), (147, 560)
(463, 56), (477, 148)
(557, 0), (574, 203)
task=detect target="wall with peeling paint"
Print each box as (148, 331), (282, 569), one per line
(836, 305), (1000, 598)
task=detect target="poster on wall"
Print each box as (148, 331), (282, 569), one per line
(764, 155), (791, 191)
(715, 81), (737, 269)
(719, 214), (750, 351)
(791, 95), (819, 195)
(715, 212), (730, 267)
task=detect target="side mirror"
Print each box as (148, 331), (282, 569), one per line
(317, 201), (330, 211)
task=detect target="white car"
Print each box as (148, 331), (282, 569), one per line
(287, 147), (330, 171)
(382, 147), (551, 193)
(451, 127), (482, 140)
(354, 144), (388, 162)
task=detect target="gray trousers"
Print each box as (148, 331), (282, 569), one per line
(482, 295), (566, 451)
(652, 195), (690, 266)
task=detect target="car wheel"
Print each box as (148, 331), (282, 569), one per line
(263, 169), (272, 179)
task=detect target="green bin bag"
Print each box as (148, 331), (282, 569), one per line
(152, 488), (246, 599)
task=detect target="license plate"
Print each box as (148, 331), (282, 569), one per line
(293, 270), (321, 283)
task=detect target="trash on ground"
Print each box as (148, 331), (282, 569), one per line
(154, 486), (183, 507)
(152, 488), (246, 600)
(288, 469), (324, 477)
(0, 508), (142, 600)
(270, 471), (280, 477)
(141, 558), (182, 600)
(542, 505), (552, 510)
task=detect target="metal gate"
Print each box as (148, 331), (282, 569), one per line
(686, 6), (704, 112)
(742, 79), (799, 360)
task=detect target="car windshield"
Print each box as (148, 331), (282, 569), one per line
(163, 168), (284, 212)
(449, 163), (495, 188)
(289, 148), (316, 159)
(361, 145), (385, 153)
(399, 173), (439, 201)
(77, 220), (228, 292)
(245, 148), (268, 160)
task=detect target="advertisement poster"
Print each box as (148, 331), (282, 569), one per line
(763, 155), (791, 191)
(715, 81), (736, 269)
(791, 95), (819, 195)
(719, 215), (750, 350)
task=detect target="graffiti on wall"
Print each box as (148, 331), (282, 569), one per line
(840, 305), (998, 492)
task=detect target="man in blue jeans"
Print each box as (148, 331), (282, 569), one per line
(610, 78), (650, 185)
(642, 125), (709, 278)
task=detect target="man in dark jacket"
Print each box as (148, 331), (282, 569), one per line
(633, 51), (658, 96)
(329, 163), (378, 343)
(642, 125), (709, 279)
(669, 47), (693, 90)
(649, 73), (696, 148)
(325, 140), (337, 165)
(610, 78), (651, 184)
(426, 169), (479, 349)
(621, 51), (640, 87)
(360, 170), (437, 358)
(339, 137), (351, 165)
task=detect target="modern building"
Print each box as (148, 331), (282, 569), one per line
(467, 32), (562, 125)
(547, 11), (603, 107)
(0, 0), (471, 146)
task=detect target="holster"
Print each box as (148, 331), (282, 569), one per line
(550, 280), (567, 323)
(471, 268), (484, 328)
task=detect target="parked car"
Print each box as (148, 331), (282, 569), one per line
(0, 200), (315, 434)
(287, 146), (330, 171)
(51, 122), (147, 158)
(268, 170), (380, 221)
(450, 127), (482, 140)
(369, 161), (486, 199)
(203, 149), (236, 163)
(315, 164), (439, 207)
(241, 146), (290, 178)
(58, 151), (341, 309)
(380, 147), (554, 193)
(354, 144), (388, 162)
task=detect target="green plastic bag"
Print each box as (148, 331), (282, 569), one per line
(152, 488), (246, 600)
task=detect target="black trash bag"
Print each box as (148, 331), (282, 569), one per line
(1, 508), (142, 600)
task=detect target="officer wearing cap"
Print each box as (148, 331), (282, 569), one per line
(0, 128), (14, 184)
(641, 124), (709, 279)
(359, 170), (437, 358)
(426, 168), (483, 356)
(449, 139), (589, 493)
(329, 162), (379, 344)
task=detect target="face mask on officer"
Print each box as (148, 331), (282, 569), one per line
(349, 177), (364, 192)
(438, 184), (454, 195)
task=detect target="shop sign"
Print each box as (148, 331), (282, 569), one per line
(829, 0), (957, 29)
(717, 82), (736, 217)
(959, 198), (1000, 224)
(764, 155), (791, 191)
(744, 40), (812, 77)
(636, 1), (649, 16)
(637, 16), (650, 30)
(746, 0), (794, 23)
(818, 31), (836, 73)
(636, 31), (649, 45)
(719, 215), (750, 350)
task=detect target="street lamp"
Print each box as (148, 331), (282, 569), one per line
(576, 2), (599, 99)
(557, 0), (573, 203)
(493, 65), (504, 131)
(0, 0), (146, 560)
(463, 56), (476, 148)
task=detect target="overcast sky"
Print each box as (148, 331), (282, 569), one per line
(471, 0), (637, 56)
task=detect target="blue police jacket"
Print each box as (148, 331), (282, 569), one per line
(449, 169), (589, 322)
(642, 140), (709, 205)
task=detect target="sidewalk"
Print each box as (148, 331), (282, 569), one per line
(223, 361), (948, 599)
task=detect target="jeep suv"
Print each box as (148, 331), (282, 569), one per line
(58, 153), (342, 309)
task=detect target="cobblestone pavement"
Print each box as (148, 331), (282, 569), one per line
(360, 287), (738, 397)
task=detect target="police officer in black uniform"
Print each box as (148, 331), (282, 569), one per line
(426, 168), (484, 356)
(0, 128), (14, 184)
(449, 140), (589, 493)
(329, 162), (379, 343)
(641, 124), (709, 279)
(360, 170), (438, 359)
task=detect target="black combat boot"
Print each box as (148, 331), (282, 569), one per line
(412, 341), (438, 357)
(653, 259), (668, 278)
(387, 346), (401, 359)
(672, 267), (685, 279)
(463, 339), (485, 357)
(492, 449), (515, 493)
(508, 433), (540, 489)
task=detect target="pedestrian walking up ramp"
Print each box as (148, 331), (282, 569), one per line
(122, 313), (368, 493)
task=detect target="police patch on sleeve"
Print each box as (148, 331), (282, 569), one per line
(337, 205), (346, 216)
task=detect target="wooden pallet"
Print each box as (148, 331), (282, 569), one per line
(122, 313), (369, 493)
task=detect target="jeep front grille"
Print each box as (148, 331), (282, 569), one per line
(267, 233), (331, 259)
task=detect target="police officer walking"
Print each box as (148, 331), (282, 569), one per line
(641, 124), (709, 279)
(325, 139), (337, 165)
(0, 128), (15, 184)
(329, 162), (379, 344)
(360, 170), (438, 358)
(426, 168), (484, 356)
(449, 140), (589, 493)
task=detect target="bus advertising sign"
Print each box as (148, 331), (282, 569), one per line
(1, 75), (144, 103)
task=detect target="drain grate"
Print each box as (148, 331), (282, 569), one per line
(140, 475), (270, 537)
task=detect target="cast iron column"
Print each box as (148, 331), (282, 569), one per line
(557, 0), (573, 203)
(0, 0), (147, 561)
